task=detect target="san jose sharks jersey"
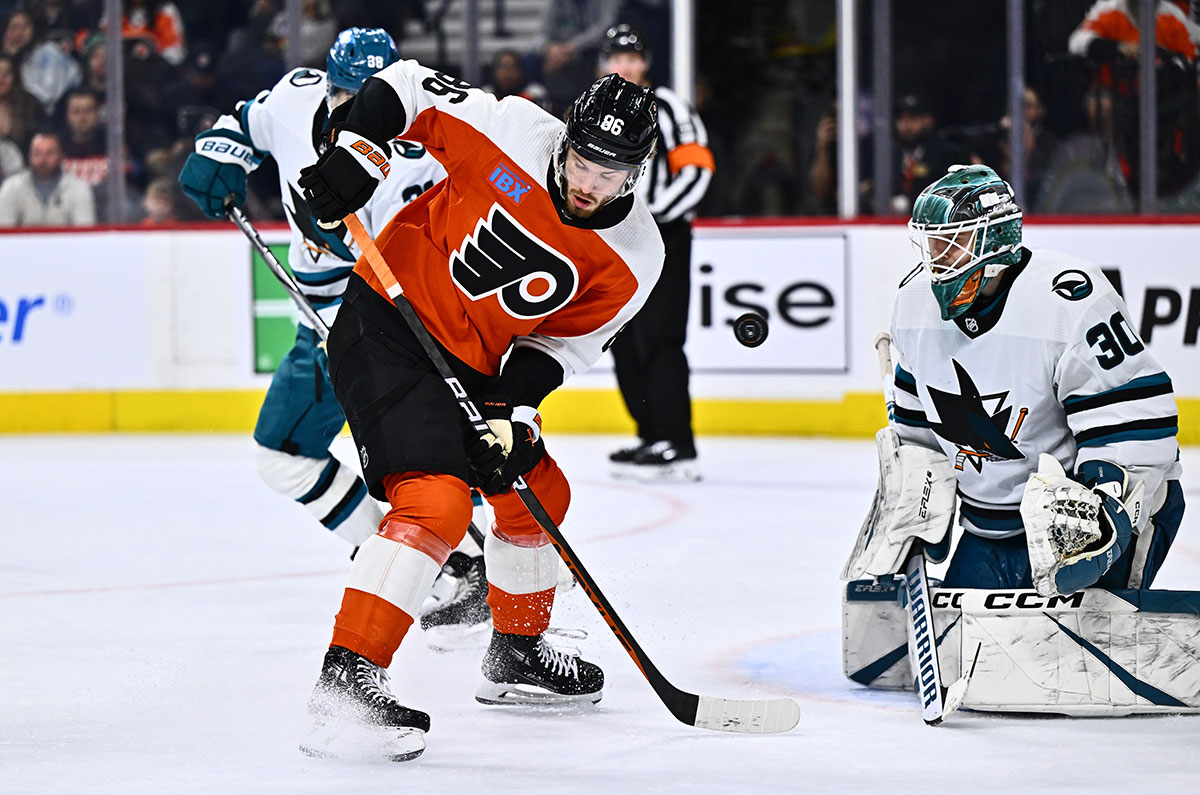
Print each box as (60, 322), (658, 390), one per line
(230, 67), (445, 324)
(890, 247), (1181, 540)
(339, 60), (665, 392)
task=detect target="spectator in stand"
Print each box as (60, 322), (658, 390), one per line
(2, 6), (80, 114)
(0, 104), (23, 181)
(1067, 0), (1200, 191)
(482, 48), (550, 110)
(0, 53), (42, 149)
(120, 0), (186, 67)
(161, 44), (226, 142)
(0, 129), (95, 225)
(994, 86), (1062, 213)
(57, 85), (131, 221)
(140, 175), (179, 225)
(534, 0), (620, 115)
(889, 93), (961, 214)
(27, 0), (94, 40)
(269, 0), (337, 67)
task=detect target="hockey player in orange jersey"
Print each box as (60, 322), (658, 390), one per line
(295, 65), (664, 761)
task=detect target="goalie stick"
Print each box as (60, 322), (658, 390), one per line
(343, 211), (800, 735)
(228, 205), (487, 550)
(874, 332), (970, 725)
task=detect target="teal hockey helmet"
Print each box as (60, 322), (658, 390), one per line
(326, 27), (399, 94)
(908, 164), (1023, 320)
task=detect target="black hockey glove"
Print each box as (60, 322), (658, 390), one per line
(466, 396), (543, 496)
(297, 125), (390, 225)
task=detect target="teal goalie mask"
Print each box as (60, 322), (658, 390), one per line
(908, 165), (1024, 320)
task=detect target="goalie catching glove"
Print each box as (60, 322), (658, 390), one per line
(298, 124), (391, 225)
(465, 396), (543, 496)
(1021, 454), (1144, 598)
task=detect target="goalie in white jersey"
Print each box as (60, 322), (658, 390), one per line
(884, 164), (1183, 599)
(178, 29), (448, 551)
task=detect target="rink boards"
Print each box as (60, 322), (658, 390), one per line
(0, 219), (1197, 437)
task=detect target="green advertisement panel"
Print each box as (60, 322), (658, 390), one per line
(251, 242), (299, 374)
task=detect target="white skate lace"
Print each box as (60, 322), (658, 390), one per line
(354, 659), (395, 706)
(536, 636), (580, 680)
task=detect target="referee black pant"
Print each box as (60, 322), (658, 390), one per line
(611, 218), (695, 455)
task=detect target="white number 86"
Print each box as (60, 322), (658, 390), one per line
(600, 114), (625, 135)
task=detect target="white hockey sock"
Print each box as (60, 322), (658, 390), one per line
(256, 446), (383, 546)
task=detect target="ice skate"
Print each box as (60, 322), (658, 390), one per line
(608, 438), (651, 476)
(475, 630), (604, 706)
(420, 552), (492, 651)
(300, 645), (429, 762)
(617, 440), (701, 483)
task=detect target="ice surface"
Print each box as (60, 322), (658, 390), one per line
(2, 435), (1198, 794)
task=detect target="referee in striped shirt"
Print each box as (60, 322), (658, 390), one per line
(603, 23), (715, 482)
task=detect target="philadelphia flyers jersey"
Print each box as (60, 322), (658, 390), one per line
(346, 60), (665, 381)
(234, 67), (445, 323)
(889, 247), (1181, 539)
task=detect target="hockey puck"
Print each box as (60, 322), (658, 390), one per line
(733, 313), (768, 348)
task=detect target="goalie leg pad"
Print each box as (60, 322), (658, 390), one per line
(842, 578), (961, 691)
(958, 588), (1200, 715)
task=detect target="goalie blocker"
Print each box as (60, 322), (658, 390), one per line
(843, 579), (1200, 715)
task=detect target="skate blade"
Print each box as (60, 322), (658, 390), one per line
(423, 619), (492, 652)
(616, 462), (702, 483)
(474, 681), (603, 707)
(299, 716), (426, 762)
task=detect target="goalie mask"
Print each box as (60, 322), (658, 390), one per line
(553, 73), (657, 202)
(908, 164), (1023, 321)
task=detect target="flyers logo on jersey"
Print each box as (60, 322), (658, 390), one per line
(488, 162), (531, 204)
(450, 205), (578, 319)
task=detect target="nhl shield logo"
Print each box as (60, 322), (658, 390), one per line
(359, 444), (369, 469)
(965, 317), (979, 333)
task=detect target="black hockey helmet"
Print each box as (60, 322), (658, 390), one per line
(554, 74), (657, 198)
(601, 23), (650, 59)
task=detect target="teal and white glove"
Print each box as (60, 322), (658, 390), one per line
(179, 123), (263, 219)
(1021, 454), (1144, 597)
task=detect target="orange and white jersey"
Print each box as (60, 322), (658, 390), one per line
(1068, 0), (1200, 63)
(352, 60), (665, 383)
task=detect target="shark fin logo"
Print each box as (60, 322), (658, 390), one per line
(926, 360), (1029, 472)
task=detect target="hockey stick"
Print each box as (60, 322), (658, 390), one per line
(875, 333), (968, 725)
(229, 205), (488, 550)
(343, 211), (800, 734)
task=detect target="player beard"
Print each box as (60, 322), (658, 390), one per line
(564, 186), (605, 218)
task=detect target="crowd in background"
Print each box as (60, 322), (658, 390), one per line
(0, 0), (1197, 227)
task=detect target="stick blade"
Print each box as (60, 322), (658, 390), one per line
(693, 696), (800, 734)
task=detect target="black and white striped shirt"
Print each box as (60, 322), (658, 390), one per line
(639, 85), (714, 224)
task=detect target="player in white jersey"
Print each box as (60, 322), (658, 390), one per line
(887, 164), (1183, 597)
(178, 29), (452, 554)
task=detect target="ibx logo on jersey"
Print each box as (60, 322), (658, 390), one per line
(450, 204), (578, 319)
(488, 161), (531, 204)
(926, 360), (1030, 472)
